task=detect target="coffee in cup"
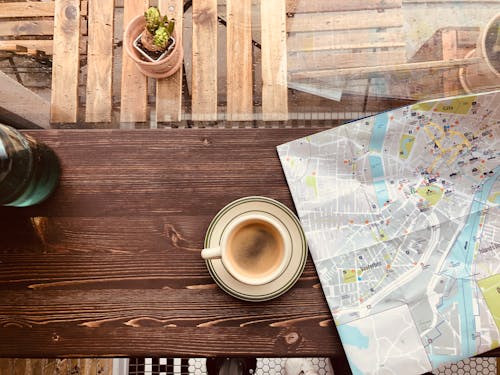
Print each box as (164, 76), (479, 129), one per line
(201, 214), (292, 285)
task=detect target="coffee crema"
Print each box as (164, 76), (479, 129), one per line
(226, 219), (285, 280)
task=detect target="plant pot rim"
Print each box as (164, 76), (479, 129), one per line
(479, 13), (500, 76)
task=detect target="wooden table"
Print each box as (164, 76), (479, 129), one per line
(0, 129), (498, 368)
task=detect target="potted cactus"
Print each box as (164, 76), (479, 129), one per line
(124, 6), (183, 78)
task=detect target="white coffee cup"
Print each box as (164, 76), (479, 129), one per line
(201, 213), (292, 285)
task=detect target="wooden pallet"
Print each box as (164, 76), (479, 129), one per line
(1, 0), (413, 127)
(0, 1), (87, 56)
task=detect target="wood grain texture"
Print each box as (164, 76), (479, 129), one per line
(0, 71), (51, 129)
(50, 0), (81, 123)
(287, 29), (405, 53)
(287, 8), (403, 33)
(0, 2), (55, 18)
(85, 0), (114, 123)
(441, 29), (459, 96)
(288, 49), (407, 72)
(291, 57), (482, 79)
(226, 0), (253, 121)
(192, 0), (218, 121)
(0, 128), (335, 358)
(0, 39), (87, 56)
(261, 0), (288, 121)
(286, 0), (402, 14)
(120, 0), (149, 124)
(0, 20), (54, 37)
(156, 0), (184, 123)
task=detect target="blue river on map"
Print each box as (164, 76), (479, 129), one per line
(369, 112), (389, 152)
(430, 166), (499, 368)
(337, 324), (367, 375)
(368, 112), (390, 208)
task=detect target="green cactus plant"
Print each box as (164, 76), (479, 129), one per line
(141, 6), (176, 53)
(153, 26), (169, 50)
(144, 7), (161, 34)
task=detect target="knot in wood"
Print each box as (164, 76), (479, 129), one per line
(65, 5), (78, 20)
(201, 137), (212, 146)
(52, 333), (60, 342)
(285, 332), (300, 344)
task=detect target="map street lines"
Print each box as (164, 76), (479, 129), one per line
(278, 91), (500, 375)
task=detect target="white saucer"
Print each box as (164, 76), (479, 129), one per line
(204, 196), (308, 302)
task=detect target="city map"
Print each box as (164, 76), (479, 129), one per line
(277, 91), (500, 375)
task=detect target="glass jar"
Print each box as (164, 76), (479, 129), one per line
(0, 124), (60, 207)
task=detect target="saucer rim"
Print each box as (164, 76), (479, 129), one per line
(204, 196), (307, 302)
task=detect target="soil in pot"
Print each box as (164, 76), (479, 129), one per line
(136, 36), (174, 62)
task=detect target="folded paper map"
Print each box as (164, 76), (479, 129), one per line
(277, 91), (500, 375)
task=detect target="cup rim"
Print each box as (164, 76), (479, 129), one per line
(219, 213), (292, 286)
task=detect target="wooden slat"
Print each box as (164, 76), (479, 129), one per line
(50, 0), (81, 123)
(0, 71), (51, 128)
(225, 0), (253, 121)
(31, 359), (44, 375)
(287, 28), (405, 52)
(442, 29), (458, 96)
(0, 20), (54, 36)
(96, 359), (114, 375)
(0, 19), (87, 37)
(120, 0), (149, 124)
(457, 28), (480, 47)
(287, 8), (403, 33)
(0, 1), (87, 17)
(81, 0), (89, 16)
(226, 0), (253, 121)
(0, 39), (87, 56)
(291, 57), (483, 79)
(261, 0), (288, 121)
(0, 2), (55, 18)
(192, 0), (218, 121)
(0, 359), (11, 374)
(156, 0), (184, 122)
(286, 0), (402, 14)
(85, 0), (114, 122)
(288, 49), (407, 72)
(12, 358), (28, 374)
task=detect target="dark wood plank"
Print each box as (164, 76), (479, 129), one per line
(0, 128), (340, 358)
(0, 326), (340, 358)
(1, 129), (325, 217)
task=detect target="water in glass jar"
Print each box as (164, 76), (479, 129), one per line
(0, 124), (60, 207)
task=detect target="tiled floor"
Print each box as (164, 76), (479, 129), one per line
(433, 357), (498, 375)
(127, 357), (499, 375)
(128, 358), (333, 375)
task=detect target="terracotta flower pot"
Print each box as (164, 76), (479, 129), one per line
(459, 13), (500, 93)
(124, 15), (184, 79)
